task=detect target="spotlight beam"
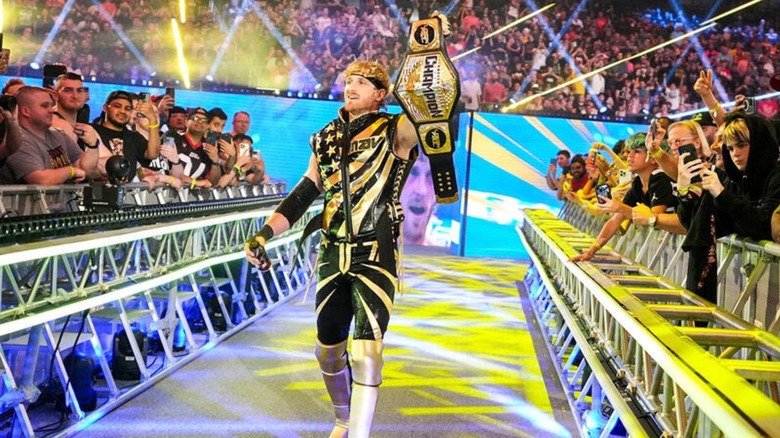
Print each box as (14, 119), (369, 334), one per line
(443, 0), (462, 16)
(207, 11), (246, 81)
(33, 0), (78, 66)
(451, 3), (556, 62)
(451, 46), (483, 62)
(481, 3), (556, 41)
(656, 0), (729, 105)
(170, 18), (190, 89)
(504, 23), (715, 111)
(249, 2), (318, 90)
(701, 0), (763, 25)
(92, 0), (156, 76)
(510, 0), (589, 103)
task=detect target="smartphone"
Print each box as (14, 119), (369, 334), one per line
(220, 133), (233, 144)
(678, 143), (698, 164)
(0, 94), (17, 112)
(550, 158), (557, 165)
(596, 184), (612, 204)
(618, 169), (632, 185)
(743, 97), (756, 114)
(238, 142), (251, 157)
(165, 87), (175, 99)
(678, 143), (702, 184)
(76, 104), (90, 124)
(138, 92), (150, 102)
(205, 131), (220, 145)
(650, 119), (658, 138)
(162, 136), (176, 147)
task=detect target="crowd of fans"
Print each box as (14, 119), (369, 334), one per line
(2, 1), (780, 309)
(2, 0), (779, 120)
(548, 69), (780, 306)
(0, 73), (268, 194)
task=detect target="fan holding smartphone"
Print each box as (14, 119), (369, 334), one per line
(570, 133), (678, 262)
(677, 143), (703, 186)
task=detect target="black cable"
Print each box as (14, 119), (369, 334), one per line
(43, 315), (73, 406)
(35, 309), (90, 435)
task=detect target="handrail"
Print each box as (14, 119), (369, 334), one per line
(520, 208), (780, 437)
(558, 200), (780, 335)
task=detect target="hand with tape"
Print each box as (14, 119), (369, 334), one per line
(245, 225), (274, 271)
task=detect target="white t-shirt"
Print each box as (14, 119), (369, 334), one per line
(461, 79), (482, 111)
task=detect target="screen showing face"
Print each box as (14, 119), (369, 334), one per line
(400, 154), (436, 246)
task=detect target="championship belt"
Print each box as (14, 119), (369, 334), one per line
(394, 16), (460, 204)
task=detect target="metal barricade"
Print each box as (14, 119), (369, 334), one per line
(559, 200), (780, 334)
(0, 182), (288, 217)
(520, 208), (780, 437)
(0, 198), (320, 437)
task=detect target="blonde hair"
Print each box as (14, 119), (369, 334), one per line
(721, 118), (750, 147)
(344, 60), (390, 91)
(668, 120), (711, 157)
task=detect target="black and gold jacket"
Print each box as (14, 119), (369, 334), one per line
(310, 109), (417, 242)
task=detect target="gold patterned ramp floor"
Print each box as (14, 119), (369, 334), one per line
(75, 251), (575, 438)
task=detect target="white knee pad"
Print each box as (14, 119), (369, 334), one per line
(315, 340), (349, 374)
(351, 340), (383, 386)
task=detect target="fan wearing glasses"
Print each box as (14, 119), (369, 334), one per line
(161, 107), (216, 189)
(677, 114), (780, 304)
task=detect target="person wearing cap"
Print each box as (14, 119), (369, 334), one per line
(0, 86), (100, 185)
(165, 107), (216, 189)
(570, 133), (678, 262)
(165, 105), (187, 136)
(92, 90), (160, 181)
(690, 111), (719, 146)
(244, 13), (455, 438)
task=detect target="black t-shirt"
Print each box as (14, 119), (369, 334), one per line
(174, 133), (213, 179)
(140, 132), (180, 175)
(622, 169), (677, 211)
(92, 123), (148, 174)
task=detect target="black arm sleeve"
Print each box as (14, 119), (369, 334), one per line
(275, 176), (321, 226)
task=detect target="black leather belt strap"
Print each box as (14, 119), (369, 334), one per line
(340, 119), (354, 242)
